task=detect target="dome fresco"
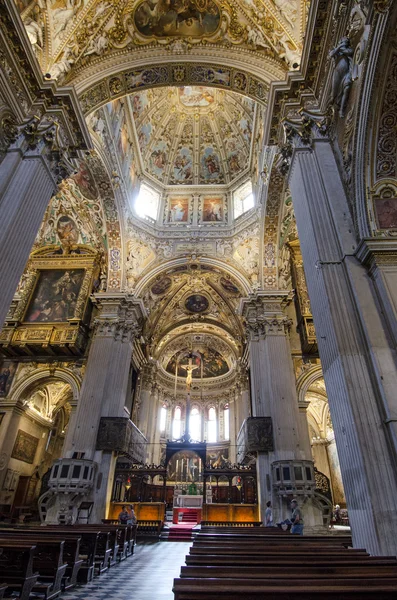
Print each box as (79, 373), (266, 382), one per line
(165, 347), (230, 379)
(130, 86), (257, 186)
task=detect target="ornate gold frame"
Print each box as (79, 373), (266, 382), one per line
(0, 246), (100, 356)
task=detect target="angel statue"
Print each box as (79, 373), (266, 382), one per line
(329, 37), (354, 118)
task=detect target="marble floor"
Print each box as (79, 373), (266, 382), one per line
(62, 541), (191, 600)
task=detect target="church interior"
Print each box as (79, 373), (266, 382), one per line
(0, 0), (397, 598)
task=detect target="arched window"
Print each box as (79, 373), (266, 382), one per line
(172, 406), (182, 440)
(190, 407), (201, 442)
(207, 406), (217, 442)
(159, 404), (167, 434)
(224, 404), (230, 441)
(134, 183), (160, 220)
(233, 180), (254, 218)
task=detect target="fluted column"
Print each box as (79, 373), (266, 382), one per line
(240, 292), (316, 524)
(61, 293), (146, 522)
(0, 1), (90, 326)
(286, 117), (397, 554)
(64, 294), (145, 456)
(0, 133), (64, 326)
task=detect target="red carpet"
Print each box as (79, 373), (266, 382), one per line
(168, 523), (196, 542)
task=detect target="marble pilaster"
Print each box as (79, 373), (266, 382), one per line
(286, 119), (397, 554)
(59, 293), (146, 522)
(240, 292), (318, 524)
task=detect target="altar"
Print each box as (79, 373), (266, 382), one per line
(174, 494), (203, 508)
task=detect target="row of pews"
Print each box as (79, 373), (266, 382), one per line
(0, 523), (136, 600)
(173, 525), (397, 599)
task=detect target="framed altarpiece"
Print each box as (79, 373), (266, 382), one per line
(0, 246), (101, 357)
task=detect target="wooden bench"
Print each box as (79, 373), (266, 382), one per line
(0, 538), (66, 600)
(188, 545), (369, 557)
(0, 531), (82, 590)
(0, 542), (38, 600)
(180, 564), (397, 579)
(173, 578), (397, 599)
(41, 527), (111, 576)
(185, 554), (397, 567)
(21, 527), (99, 583)
(195, 532), (353, 546)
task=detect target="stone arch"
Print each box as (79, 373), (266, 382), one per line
(10, 367), (81, 406)
(296, 365), (324, 404)
(135, 256), (252, 296)
(71, 55), (286, 115)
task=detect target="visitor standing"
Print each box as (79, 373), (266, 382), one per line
(265, 500), (273, 527)
(290, 499), (304, 535)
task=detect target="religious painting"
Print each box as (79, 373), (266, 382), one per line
(201, 147), (224, 182)
(149, 141), (168, 179)
(185, 294), (209, 313)
(56, 216), (79, 246)
(11, 430), (39, 464)
(168, 196), (190, 223)
(138, 122), (153, 152)
(375, 197), (397, 229)
(133, 0), (221, 39)
(202, 196), (224, 222)
(220, 276), (239, 294)
(178, 86), (215, 107)
(167, 450), (202, 483)
(151, 276), (172, 295)
(207, 446), (229, 467)
(72, 162), (98, 200)
(0, 361), (17, 397)
(132, 91), (150, 120)
(171, 148), (193, 183)
(165, 347), (229, 378)
(24, 269), (85, 323)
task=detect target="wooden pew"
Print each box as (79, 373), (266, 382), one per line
(194, 532), (353, 547)
(19, 527), (99, 583)
(188, 545), (369, 557)
(180, 564), (397, 579)
(0, 542), (38, 600)
(41, 526), (111, 576)
(0, 538), (67, 600)
(0, 531), (82, 590)
(185, 554), (397, 567)
(173, 577), (397, 599)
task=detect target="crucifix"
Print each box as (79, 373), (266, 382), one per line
(179, 354), (199, 441)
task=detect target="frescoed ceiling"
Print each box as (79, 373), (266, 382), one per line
(17, 0), (307, 89)
(128, 86), (256, 186)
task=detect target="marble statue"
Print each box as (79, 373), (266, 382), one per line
(49, 48), (74, 81)
(24, 17), (43, 50)
(329, 37), (354, 118)
(274, 0), (298, 29)
(52, 0), (81, 39)
(247, 26), (270, 50)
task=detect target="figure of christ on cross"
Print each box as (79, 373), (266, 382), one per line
(179, 355), (199, 392)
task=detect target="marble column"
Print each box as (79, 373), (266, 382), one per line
(240, 292), (318, 525)
(58, 293), (146, 522)
(0, 142), (57, 327)
(136, 363), (157, 440)
(285, 117), (397, 554)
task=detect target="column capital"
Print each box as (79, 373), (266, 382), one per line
(239, 291), (293, 340)
(355, 238), (397, 274)
(277, 112), (331, 176)
(92, 293), (146, 342)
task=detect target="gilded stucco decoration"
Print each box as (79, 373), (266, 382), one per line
(19, 0), (305, 88)
(139, 264), (245, 354)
